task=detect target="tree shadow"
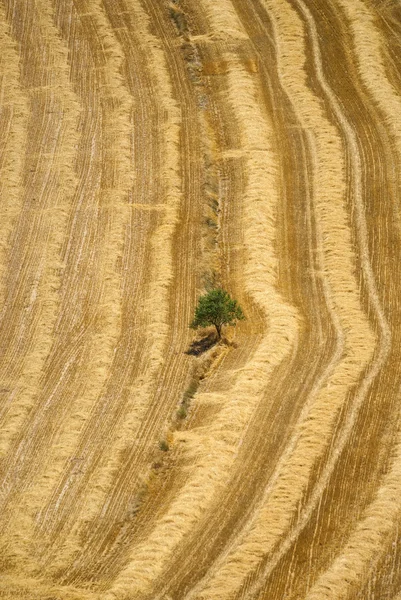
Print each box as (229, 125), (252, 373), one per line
(185, 332), (218, 356)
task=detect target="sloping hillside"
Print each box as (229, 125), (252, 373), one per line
(1, 1), (401, 599)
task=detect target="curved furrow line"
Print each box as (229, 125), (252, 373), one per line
(196, 0), (247, 41)
(0, 0), (81, 461)
(183, 92), (344, 600)
(0, 0), (81, 528)
(253, 0), (401, 595)
(21, 0), (153, 574)
(12, 0), (134, 564)
(255, 0), (399, 596)
(306, 429), (401, 600)
(187, 0), (390, 595)
(105, 48), (300, 599)
(0, 1), (399, 599)
(145, 0), (344, 594)
(187, 0), (269, 430)
(0, 574), (99, 600)
(367, 0), (401, 100)
(299, 0), (401, 597)
(47, 0), (187, 584)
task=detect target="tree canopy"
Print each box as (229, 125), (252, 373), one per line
(190, 288), (245, 339)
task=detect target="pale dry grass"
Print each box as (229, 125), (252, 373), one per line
(197, 0), (247, 40)
(0, 0), (83, 567)
(0, 1), (29, 466)
(105, 44), (300, 598)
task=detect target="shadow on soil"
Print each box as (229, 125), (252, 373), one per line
(185, 332), (218, 356)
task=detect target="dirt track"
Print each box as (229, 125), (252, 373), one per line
(0, 1), (401, 599)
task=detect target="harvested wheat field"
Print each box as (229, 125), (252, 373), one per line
(1, 0), (401, 598)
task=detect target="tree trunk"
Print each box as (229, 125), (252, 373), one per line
(215, 324), (221, 339)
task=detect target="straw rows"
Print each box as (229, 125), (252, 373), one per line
(0, 1), (400, 599)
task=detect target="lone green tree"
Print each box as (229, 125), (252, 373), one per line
(190, 288), (245, 340)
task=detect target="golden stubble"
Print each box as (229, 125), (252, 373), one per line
(0, 3), (28, 308)
(4, 0), (135, 574)
(105, 29), (300, 596)
(304, 0), (401, 597)
(45, 0), (184, 573)
(0, 0), (81, 460)
(187, 0), (385, 596)
(196, 0), (247, 40)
